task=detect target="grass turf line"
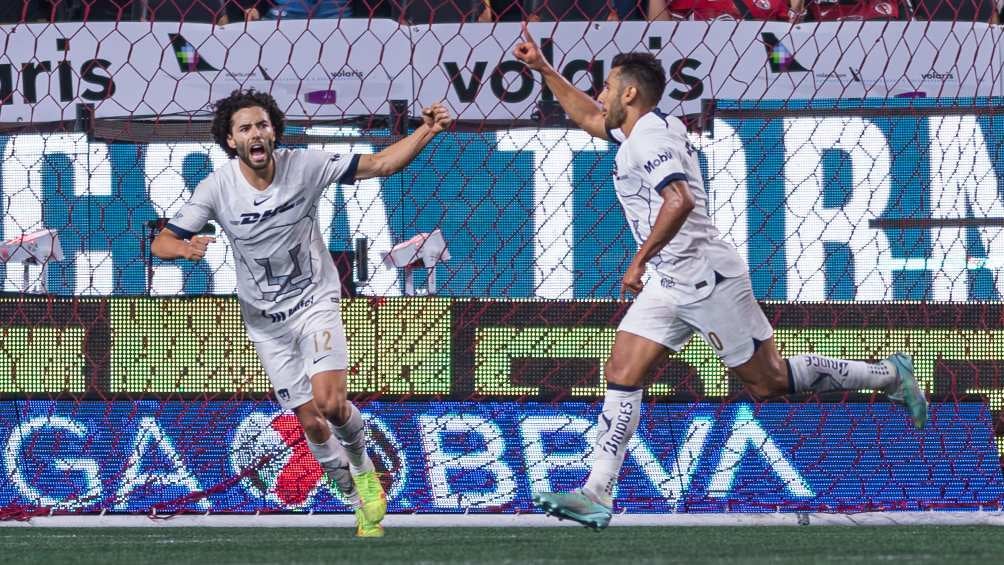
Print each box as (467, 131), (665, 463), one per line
(1, 526), (1001, 564)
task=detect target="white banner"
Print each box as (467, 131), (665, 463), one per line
(0, 19), (997, 124)
(416, 21), (1000, 119)
(0, 19), (412, 123)
(758, 21), (999, 101)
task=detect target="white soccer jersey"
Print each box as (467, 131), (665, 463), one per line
(167, 148), (358, 341)
(608, 110), (746, 304)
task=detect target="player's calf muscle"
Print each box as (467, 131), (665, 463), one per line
(301, 418), (329, 442)
(733, 348), (788, 399)
(741, 376), (785, 400)
(293, 404), (329, 442)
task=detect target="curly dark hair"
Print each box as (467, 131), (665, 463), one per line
(211, 89), (286, 158)
(611, 52), (667, 107)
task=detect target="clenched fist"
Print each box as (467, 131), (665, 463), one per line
(182, 235), (215, 261)
(421, 102), (453, 134)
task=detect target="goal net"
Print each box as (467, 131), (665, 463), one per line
(0, 8), (1002, 517)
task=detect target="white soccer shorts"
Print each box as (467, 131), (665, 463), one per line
(253, 302), (349, 410)
(618, 273), (774, 367)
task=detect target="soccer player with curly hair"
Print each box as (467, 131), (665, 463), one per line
(153, 88), (452, 536)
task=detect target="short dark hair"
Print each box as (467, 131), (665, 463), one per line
(211, 89), (286, 158)
(611, 52), (666, 107)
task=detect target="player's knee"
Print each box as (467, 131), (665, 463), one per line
(604, 357), (634, 387)
(764, 357), (790, 396)
(316, 396), (349, 424)
(736, 345), (789, 400)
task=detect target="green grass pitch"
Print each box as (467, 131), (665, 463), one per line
(1, 526), (1002, 564)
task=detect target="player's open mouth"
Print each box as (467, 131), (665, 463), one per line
(249, 143), (267, 161)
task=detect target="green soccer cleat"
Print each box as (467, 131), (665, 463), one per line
(885, 352), (929, 429)
(354, 508), (384, 538)
(353, 471), (387, 526)
(533, 490), (612, 530)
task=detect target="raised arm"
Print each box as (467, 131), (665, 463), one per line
(354, 103), (453, 180)
(513, 23), (608, 140)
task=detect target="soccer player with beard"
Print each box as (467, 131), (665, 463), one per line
(152, 89), (452, 536)
(513, 25), (928, 529)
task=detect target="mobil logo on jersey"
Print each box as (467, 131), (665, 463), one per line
(643, 151), (674, 174)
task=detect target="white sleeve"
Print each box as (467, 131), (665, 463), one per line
(630, 138), (689, 196)
(166, 178), (216, 239)
(302, 149), (360, 192)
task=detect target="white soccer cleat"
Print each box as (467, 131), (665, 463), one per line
(534, 489), (613, 530)
(885, 352), (929, 429)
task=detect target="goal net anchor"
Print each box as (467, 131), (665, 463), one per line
(0, 228), (64, 294)
(381, 229), (451, 296)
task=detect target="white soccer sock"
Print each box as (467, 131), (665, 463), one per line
(583, 385), (643, 506)
(306, 434), (361, 508)
(787, 355), (897, 394)
(331, 402), (375, 474)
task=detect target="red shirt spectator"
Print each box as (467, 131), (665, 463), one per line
(807, 0), (901, 20)
(653, 0), (789, 20)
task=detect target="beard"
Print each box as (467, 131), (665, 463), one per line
(236, 139), (274, 170)
(604, 103), (626, 131)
